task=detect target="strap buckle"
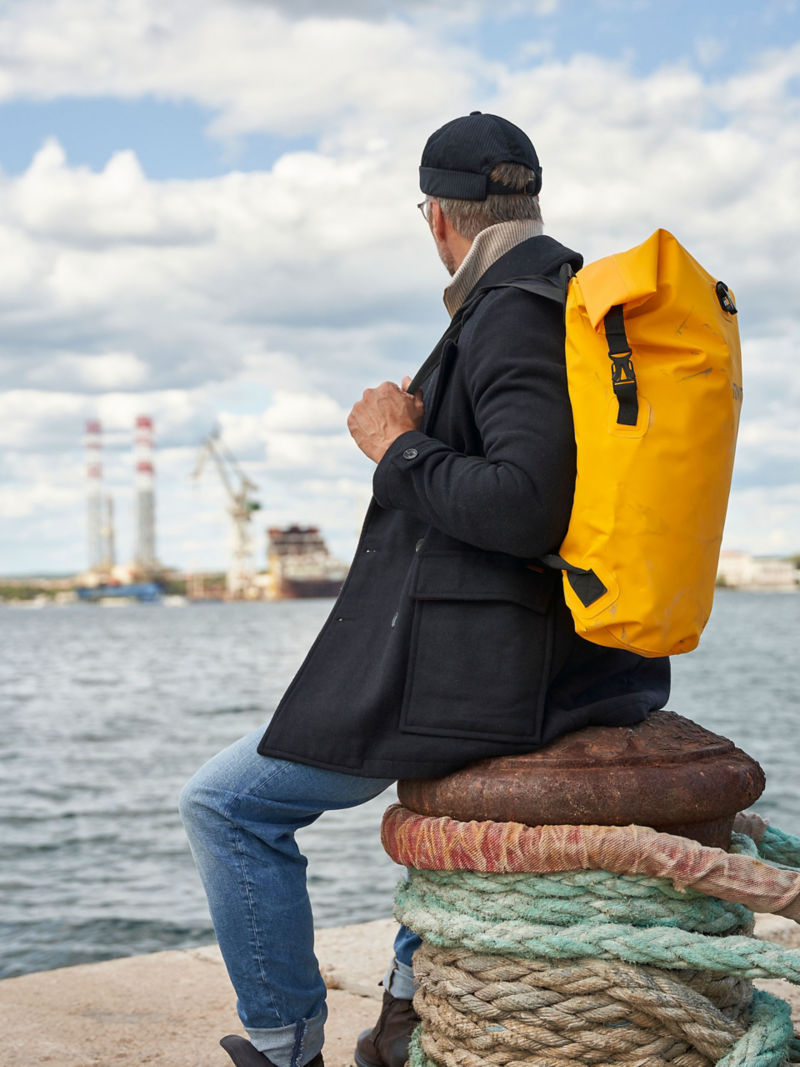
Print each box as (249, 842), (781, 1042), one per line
(604, 304), (639, 427)
(609, 351), (636, 387)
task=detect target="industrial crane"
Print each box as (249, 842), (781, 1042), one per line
(193, 430), (261, 597)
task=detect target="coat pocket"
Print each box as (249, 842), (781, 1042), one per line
(399, 552), (556, 744)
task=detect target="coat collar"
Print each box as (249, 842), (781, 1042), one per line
(466, 234), (583, 301)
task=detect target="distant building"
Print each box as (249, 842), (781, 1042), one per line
(717, 550), (798, 589)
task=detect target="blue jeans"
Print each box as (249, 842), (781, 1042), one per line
(179, 727), (421, 1067)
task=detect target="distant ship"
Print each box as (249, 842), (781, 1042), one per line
(76, 581), (162, 604)
(265, 526), (349, 600)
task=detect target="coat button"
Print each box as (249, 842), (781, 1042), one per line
(402, 448), (419, 460)
(415, 539), (424, 552)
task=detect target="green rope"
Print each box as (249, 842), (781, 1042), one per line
(397, 891), (800, 979)
(730, 830), (760, 858)
(405, 867), (752, 934)
(715, 990), (795, 1067)
(758, 825), (800, 868)
(407, 1025), (436, 1067)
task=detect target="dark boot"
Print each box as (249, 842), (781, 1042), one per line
(354, 990), (420, 1067)
(220, 1035), (324, 1067)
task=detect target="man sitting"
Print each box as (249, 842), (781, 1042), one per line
(180, 111), (670, 1067)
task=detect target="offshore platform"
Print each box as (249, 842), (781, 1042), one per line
(80, 416), (164, 601)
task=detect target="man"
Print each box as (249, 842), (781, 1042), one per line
(180, 112), (670, 1067)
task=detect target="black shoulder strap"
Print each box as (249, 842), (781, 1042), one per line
(495, 275), (567, 305)
(604, 304), (639, 427)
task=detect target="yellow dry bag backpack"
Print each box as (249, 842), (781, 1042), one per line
(510, 229), (742, 657)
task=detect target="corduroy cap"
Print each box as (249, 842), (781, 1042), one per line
(420, 111), (542, 201)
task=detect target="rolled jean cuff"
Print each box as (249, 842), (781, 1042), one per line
(248, 1003), (327, 1067)
(382, 958), (417, 1001)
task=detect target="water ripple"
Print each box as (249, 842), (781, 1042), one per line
(1, 593), (798, 979)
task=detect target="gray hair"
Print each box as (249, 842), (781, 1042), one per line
(430, 162), (543, 241)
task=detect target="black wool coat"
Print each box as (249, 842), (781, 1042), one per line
(259, 235), (670, 779)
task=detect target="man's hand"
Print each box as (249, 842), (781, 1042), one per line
(347, 376), (425, 464)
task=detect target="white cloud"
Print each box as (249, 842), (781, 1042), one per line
(0, 0), (478, 138)
(0, 0), (798, 570)
(9, 141), (213, 246)
(262, 392), (348, 433)
(28, 351), (150, 389)
(723, 484), (800, 554)
(0, 480), (82, 520)
(0, 390), (86, 448)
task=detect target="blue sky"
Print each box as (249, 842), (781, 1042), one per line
(0, 98), (317, 179)
(470, 1), (800, 75)
(0, 0), (797, 573)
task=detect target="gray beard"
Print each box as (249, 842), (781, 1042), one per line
(436, 238), (458, 277)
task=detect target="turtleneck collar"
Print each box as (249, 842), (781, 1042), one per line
(442, 218), (544, 318)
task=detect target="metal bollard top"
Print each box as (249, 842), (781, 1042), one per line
(397, 710), (765, 849)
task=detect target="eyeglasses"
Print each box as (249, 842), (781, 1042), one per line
(417, 198), (432, 223)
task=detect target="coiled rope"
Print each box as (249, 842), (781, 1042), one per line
(382, 806), (800, 1067)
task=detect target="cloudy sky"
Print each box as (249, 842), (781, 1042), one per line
(0, 0), (798, 575)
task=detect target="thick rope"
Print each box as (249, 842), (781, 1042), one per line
(412, 944), (751, 1063)
(732, 812), (800, 873)
(396, 890), (799, 980)
(387, 808), (800, 1067)
(382, 804), (800, 920)
(407, 990), (795, 1067)
(759, 826), (800, 869)
(403, 868), (753, 935)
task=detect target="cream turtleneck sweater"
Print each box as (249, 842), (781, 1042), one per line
(443, 218), (544, 318)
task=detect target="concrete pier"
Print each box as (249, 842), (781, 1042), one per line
(0, 918), (394, 1067)
(1, 915), (799, 1066)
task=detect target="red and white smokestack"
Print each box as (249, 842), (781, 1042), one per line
(134, 415), (157, 569)
(86, 418), (102, 484)
(134, 415), (154, 489)
(86, 419), (105, 570)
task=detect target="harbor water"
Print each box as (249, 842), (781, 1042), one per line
(1, 591), (799, 980)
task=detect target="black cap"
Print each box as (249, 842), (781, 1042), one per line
(420, 111), (542, 200)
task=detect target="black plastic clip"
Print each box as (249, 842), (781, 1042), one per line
(610, 350), (636, 388)
(716, 281), (737, 315)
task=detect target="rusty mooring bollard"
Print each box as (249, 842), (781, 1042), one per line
(398, 710), (766, 848)
(389, 712), (779, 1067)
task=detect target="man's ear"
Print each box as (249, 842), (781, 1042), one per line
(430, 199), (447, 242)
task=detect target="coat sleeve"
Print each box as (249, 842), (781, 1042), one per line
(372, 288), (576, 558)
